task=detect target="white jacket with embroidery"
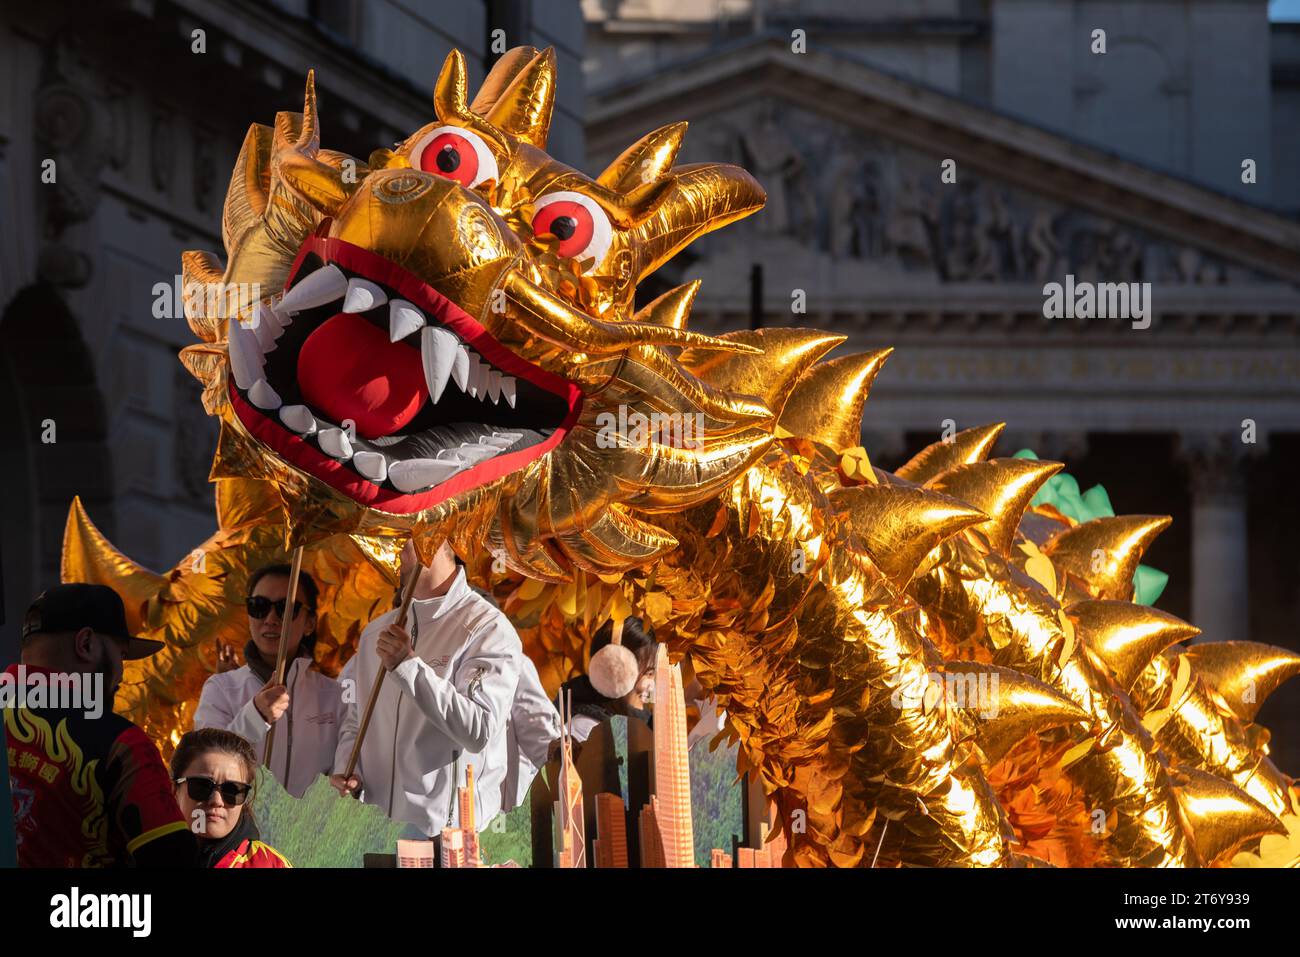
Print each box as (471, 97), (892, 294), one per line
(332, 568), (521, 835)
(193, 656), (344, 798)
(502, 654), (561, 811)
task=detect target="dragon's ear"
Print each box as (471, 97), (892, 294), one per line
(471, 46), (543, 115)
(272, 72), (359, 218)
(277, 153), (351, 217)
(484, 46), (556, 149)
(433, 50), (508, 153)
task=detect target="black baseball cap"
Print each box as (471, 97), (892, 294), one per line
(21, 584), (164, 660)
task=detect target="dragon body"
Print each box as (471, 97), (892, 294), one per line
(62, 47), (1299, 866)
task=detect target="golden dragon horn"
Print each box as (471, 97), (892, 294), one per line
(1169, 765), (1288, 866)
(598, 121), (688, 193)
(433, 49), (509, 155)
(484, 46), (556, 149)
(828, 484), (987, 592)
(678, 328), (845, 421)
(946, 661), (1090, 765)
(1067, 599), (1201, 693)
(895, 423), (1006, 484)
(62, 497), (165, 635)
(1043, 515), (1171, 601)
(778, 349), (895, 453)
(924, 458), (1064, 557)
(1182, 641), (1300, 723)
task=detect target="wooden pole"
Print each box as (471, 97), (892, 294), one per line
(263, 545), (305, 769)
(342, 566), (422, 781)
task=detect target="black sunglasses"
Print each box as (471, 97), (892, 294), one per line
(175, 776), (252, 806)
(246, 596), (304, 620)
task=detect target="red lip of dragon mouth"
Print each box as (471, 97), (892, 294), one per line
(227, 235), (583, 514)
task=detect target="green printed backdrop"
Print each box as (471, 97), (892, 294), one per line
(252, 718), (745, 868)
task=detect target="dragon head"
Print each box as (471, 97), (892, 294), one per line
(181, 48), (777, 580)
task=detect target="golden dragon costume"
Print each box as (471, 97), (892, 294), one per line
(61, 47), (1300, 867)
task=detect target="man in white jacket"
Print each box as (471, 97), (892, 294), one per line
(502, 651), (561, 813)
(330, 540), (522, 839)
(193, 564), (345, 798)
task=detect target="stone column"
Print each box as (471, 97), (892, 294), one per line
(1179, 433), (1252, 644)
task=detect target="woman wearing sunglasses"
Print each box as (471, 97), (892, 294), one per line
(170, 729), (289, 867)
(192, 563), (345, 798)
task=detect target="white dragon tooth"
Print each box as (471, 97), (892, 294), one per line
(342, 277), (387, 314)
(389, 299), (425, 342)
(352, 450), (388, 483)
(470, 357), (489, 399)
(279, 404), (317, 435)
(277, 263), (348, 315)
(318, 427), (354, 461)
(493, 431), (523, 442)
(481, 434), (515, 449)
(487, 370), (502, 404)
(463, 354), (479, 398)
(388, 458), (462, 493)
(250, 307), (278, 353)
(456, 442), (499, 466)
(257, 302), (285, 332)
(248, 378), (282, 411)
(227, 318), (263, 390)
(420, 326), (458, 403)
(500, 377), (516, 408)
(263, 303), (289, 341)
(451, 344), (470, 390)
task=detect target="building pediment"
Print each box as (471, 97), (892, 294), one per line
(588, 36), (1300, 286)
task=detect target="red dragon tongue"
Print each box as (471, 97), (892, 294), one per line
(296, 312), (427, 439)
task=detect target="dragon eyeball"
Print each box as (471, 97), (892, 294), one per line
(411, 125), (499, 189)
(531, 191), (613, 271)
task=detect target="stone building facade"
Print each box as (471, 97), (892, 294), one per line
(0, 0), (585, 661)
(583, 0), (1300, 770)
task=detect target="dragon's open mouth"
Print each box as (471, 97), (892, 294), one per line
(228, 234), (582, 513)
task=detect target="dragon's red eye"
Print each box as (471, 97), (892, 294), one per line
(531, 191), (612, 271)
(410, 126), (498, 189)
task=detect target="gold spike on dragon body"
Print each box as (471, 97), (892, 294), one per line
(62, 47), (1300, 867)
